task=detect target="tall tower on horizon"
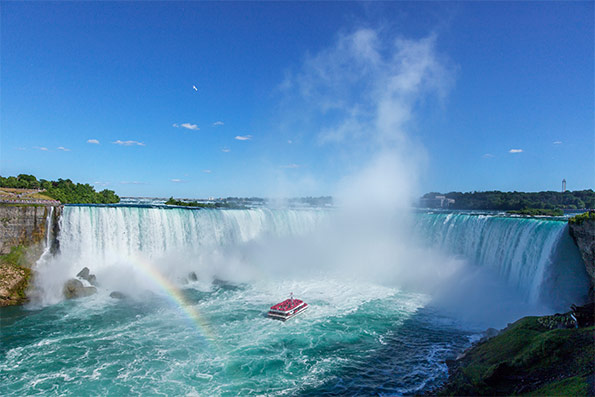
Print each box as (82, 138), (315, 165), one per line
(562, 179), (566, 192)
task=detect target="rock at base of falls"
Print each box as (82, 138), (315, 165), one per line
(63, 278), (97, 299)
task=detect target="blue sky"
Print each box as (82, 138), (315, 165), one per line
(1, 2), (593, 198)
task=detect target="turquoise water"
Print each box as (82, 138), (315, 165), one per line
(1, 280), (471, 395)
(0, 207), (588, 395)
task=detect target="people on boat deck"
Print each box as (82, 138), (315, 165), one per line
(271, 299), (303, 311)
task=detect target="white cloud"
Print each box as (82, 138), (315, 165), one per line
(57, 147), (71, 152)
(285, 29), (453, 147)
(509, 149), (523, 153)
(173, 123), (199, 131)
(120, 181), (147, 185)
(280, 164), (300, 169)
(221, 147), (231, 153)
(482, 153), (495, 158)
(235, 135), (252, 141)
(553, 141), (562, 144)
(213, 121), (224, 126)
(34, 146), (49, 151)
(202, 169), (212, 173)
(279, 28), (454, 209)
(93, 181), (110, 186)
(113, 140), (145, 146)
(170, 179), (186, 183)
(87, 139), (100, 144)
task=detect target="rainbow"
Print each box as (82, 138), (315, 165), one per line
(128, 254), (218, 350)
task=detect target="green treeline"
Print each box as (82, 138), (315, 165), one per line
(0, 174), (119, 204)
(165, 197), (243, 209)
(507, 208), (564, 216)
(424, 190), (595, 210)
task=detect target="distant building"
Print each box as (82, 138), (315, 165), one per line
(562, 179), (566, 193)
(419, 194), (455, 209)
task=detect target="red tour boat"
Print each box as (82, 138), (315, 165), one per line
(268, 293), (308, 321)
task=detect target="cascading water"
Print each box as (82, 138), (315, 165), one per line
(32, 206), (331, 305)
(413, 212), (589, 308)
(2, 205), (589, 395)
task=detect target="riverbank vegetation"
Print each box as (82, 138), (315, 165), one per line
(437, 313), (594, 395)
(423, 190), (595, 211)
(506, 208), (564, 216)
(165, 197), (245, 209)
(569, 210), (594, 225)
(0, 174), (119, 204)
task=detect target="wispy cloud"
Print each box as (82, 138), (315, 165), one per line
(34, 146), (49, 151)
(482, 153), (495, 158)
(553, 141), (562, 145)
(288, 140), (293, 144)
(279, 28), (455, 208)
(93, 181), (110, 187)
(213, 121), (224, 126)
(202, 169), (212, 173)
(170, 179), (186, 183)
(120, 181), (147, 185)
(221, 147), (231, 153)
(87, 139), (100, 144)
(235, 135), (252, 141)
(16, 147), (26, 151)
(280, 164), (300, 169)
(113, 140), (145, 146)
(509, 149), (523, 153)
(173, 123), (199, 131)
(284, 29), (453, 147)
(57, 146), (71, 152)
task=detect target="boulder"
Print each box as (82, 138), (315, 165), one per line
(76, 267), (98, 286)
(63, 278), (97, 299)
(188, 272), (198, 282)
(76, 267), (90, 279)
(109, 291), (126, 299)
(480, 328), (500, 342)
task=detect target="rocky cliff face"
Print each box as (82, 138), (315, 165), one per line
(0, 205), (60, 254)
(0, 204), (61, 306)
(568, 213), (594, 299)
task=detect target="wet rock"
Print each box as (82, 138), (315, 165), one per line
(76, 267), (90, 279)
(110, 291), (126, 299)
(188, 272), (198, 282)
(571, 302), (595, 327)
(63, 278), (96, 299)
(76, 267), (98, 286)
(480, 328), (500, 342)
(0, 264), (31, 306)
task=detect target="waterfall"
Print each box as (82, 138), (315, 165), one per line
(413, 212), (589, 306)
(32, 206), (589, 309)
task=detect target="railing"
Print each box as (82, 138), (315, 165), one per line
(0, 199), (61, 206)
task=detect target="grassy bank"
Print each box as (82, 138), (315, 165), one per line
(437, 315), (594, 395)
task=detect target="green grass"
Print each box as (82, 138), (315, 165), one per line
(438, 317), (595, 395)
(0, 244), (28, 266)
(528, 376), (589, 396)
(507, 208), (564, 216)
(569, 211), (594, 225)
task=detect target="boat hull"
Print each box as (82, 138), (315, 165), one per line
(267, 304), (308, 321)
